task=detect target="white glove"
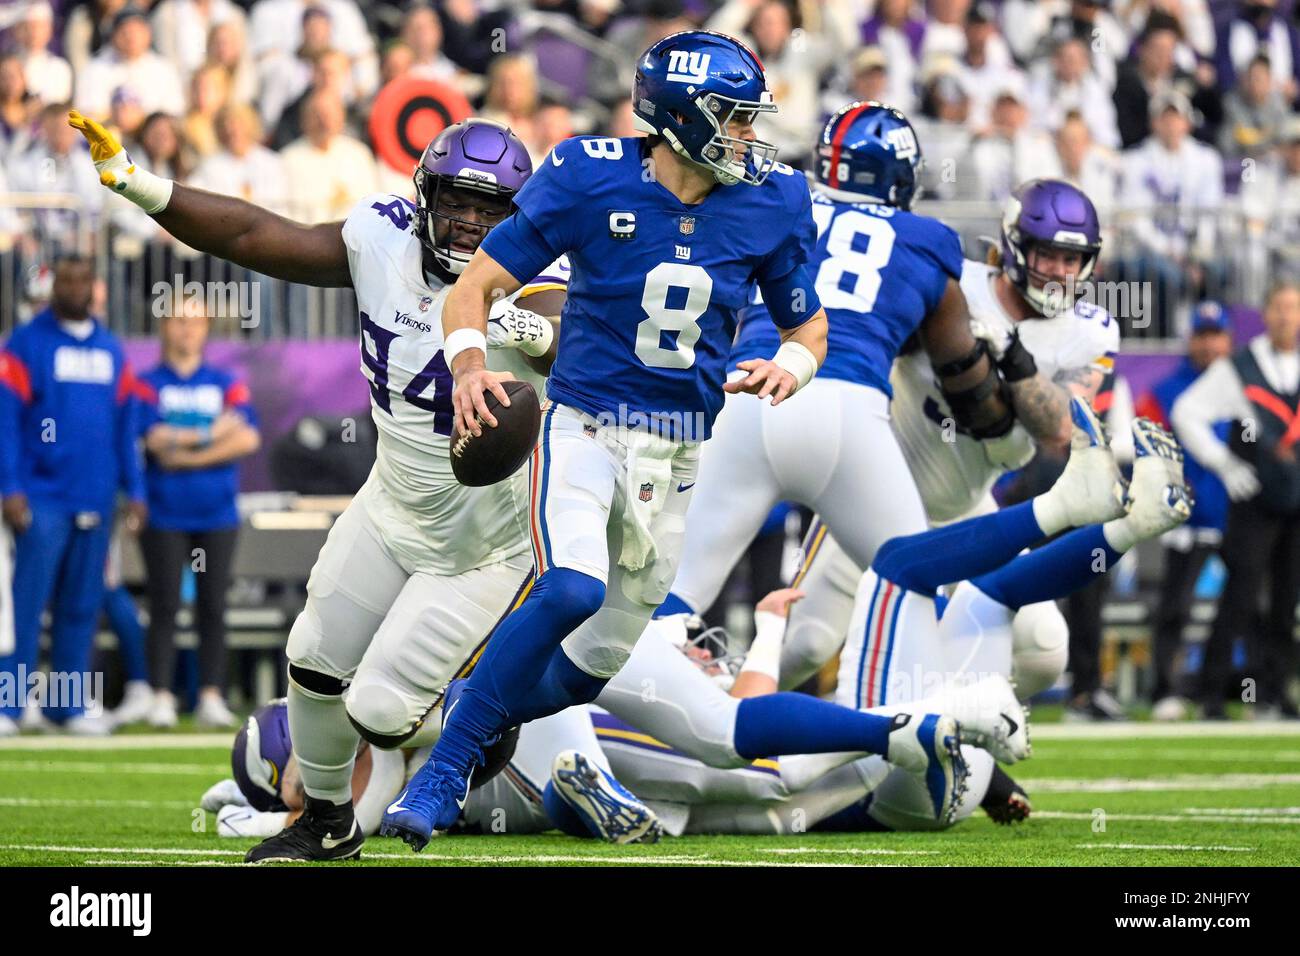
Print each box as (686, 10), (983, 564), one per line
(1219, 455), (1261, 501)
(486, 302), (554, 357)
(983, 425), (1037, 470)
(200, 778), (249, 813)
(969, 318), (1012, 360)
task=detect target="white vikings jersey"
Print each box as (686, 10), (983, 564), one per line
(890, 260), (1120, 523)
(341, 193), (561, 574)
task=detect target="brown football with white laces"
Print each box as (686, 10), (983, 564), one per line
(450, 379), (542, 487)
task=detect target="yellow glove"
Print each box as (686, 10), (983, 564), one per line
(68, 109), (173, 214)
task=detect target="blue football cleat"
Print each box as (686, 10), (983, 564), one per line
(549, 750), (663, 845)
(380, 759), (471, 852)
(378, 679), (482, 852)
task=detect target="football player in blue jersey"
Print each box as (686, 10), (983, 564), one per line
(382, 37), (1017, 851)
(656, 101), (1027, 639)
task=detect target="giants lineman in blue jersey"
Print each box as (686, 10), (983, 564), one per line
(659, 102), (1021, 629)
(383, 34), (1017, 851)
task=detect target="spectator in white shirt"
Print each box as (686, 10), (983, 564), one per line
(821, 45), (897, 118)
(1241, 116), (1300, 284)
(912, 64), (974, 200)
(10, 103), (106, 251)
(1028, 36), (1122, 148)
(205, 18), (258, 107)
(258, 6), (336, 130)
(964, 76), (1060, 201)
(922, 0), (975, 64)
(860, 0), (927, 116)
(151, 0), (247, 83)
(1116, 88), (1225, 331)
(280, 89), (379, 224)
(401, 3), (460, 84)
(960, 2), (1022, 130)
(75, 7), (186, 121)
(1052, 110), (1121, 224)
(13, 1), (73, 105)
(184, 63), (230, 158)
(247, 0), (377, 99)
(1218, 54), (1292, 165)
(191, 103), (288, 213)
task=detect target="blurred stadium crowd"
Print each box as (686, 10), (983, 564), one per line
(1, 0), (1300, 335)
(2, 0), (1299, 732)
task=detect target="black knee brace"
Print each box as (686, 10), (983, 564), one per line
(288, 663), (348, 697)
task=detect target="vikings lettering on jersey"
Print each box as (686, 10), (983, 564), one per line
(480, 135), (819, 439)
(343, 189), (566, 522)
(729, 194), (964, 394)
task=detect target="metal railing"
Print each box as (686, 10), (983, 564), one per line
(1, 193), (1289, 342)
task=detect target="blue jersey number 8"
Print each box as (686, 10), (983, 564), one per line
(811, 206), (896, 313)
(635, 262), (713, 369)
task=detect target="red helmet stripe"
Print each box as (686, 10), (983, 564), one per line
(828, 103), (872, 190)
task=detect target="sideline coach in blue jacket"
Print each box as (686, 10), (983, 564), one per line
(0, 254), (147, 735)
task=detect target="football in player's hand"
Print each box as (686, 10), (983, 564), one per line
(451, 379), (542, 487)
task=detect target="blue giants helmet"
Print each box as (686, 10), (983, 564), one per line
(413, 118), (533, 277)
(232, 699), (293, 812)
(632, 30), (779, 186)
(815, 102), (924, 209)
(1000, 179), (1102, 312)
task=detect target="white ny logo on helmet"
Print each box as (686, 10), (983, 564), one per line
(666, 50), (711, 84)
(885, 126), (918, 161)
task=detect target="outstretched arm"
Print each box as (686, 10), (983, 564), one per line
(69, 110), (351, 288)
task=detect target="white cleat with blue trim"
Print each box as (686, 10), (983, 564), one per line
(550, 749), (663, 845)
(885, 713), (969, 824)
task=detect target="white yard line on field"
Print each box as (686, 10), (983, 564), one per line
(1033, 722), (1300, 739)
(0, 734), (231, 750)
(1036, 810), (1300, 825)
(1074, 843), (1255, 852)
(0, 760), (227, 775)
(0, 843), (864, 867)
(1027, 773), (1300, 792)
(0, 797), (192, 809)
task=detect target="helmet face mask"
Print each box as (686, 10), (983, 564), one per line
(633, 30), (781, 187)
(414, 169), (513, 276)
(1000, 180), (1102, 314)
(412, 118), (532, 280)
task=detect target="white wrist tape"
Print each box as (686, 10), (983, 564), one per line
(95, 149), (173, 214)
(773, 341), (818, 392)
(739, 610), (787, 682)
(444, 328), (488, 371)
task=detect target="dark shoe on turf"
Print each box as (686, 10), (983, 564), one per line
(981, 764), (1031, 825)
(245, 796), (363, 863)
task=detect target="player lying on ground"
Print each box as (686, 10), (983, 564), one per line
(780, 178), (1119, 692)
(478, 412), (1191, 837)
(69, 110), (566, 863)
(201, 689), (671, 845)
(202, 413), (1187, 840)
(655, 101), (1039, 638)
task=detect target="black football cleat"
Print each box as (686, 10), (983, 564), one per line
(981, 764), (1031, 825)
(244, 797), (364, 863)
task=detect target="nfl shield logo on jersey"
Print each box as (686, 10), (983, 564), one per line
(679, 216), (695, 236)
(638, 482), (655, 503)
(418, 296), (432, 312)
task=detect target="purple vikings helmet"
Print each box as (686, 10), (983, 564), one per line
(1000, 179), (1102, 312)
(413, 118), (533, 278)
(232, 699), (293, 812)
